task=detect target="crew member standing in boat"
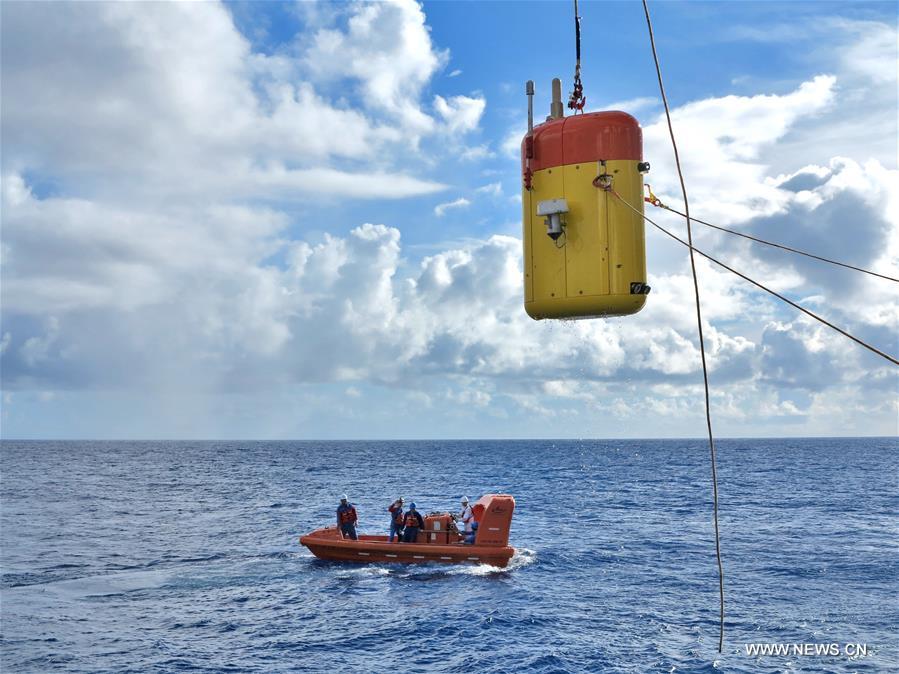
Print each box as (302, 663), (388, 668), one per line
(402, 503), (425, 543)
(458, 496), (474, 534)
(387, 497), (405, 543)
(464, 521), (478, 545)
(336, 494), (358, 540)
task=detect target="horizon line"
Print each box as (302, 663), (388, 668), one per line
(1, 435), (896, 443)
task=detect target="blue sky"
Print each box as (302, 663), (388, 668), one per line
(1, 1), (896, 439)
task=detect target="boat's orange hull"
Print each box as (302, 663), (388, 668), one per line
(300, 526), (515, 568)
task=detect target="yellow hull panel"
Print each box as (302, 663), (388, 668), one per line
(523, 160), (647, 320)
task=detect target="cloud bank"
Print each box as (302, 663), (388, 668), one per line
(1, 1), (895, 438)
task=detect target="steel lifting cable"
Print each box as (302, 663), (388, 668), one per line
(568, 0), (586, 112)
(640, 0), (726, 653)
(614, 191), (899, 366)
(645, 200), (899, 284)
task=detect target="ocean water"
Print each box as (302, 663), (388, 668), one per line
(1, 438), (896, 673)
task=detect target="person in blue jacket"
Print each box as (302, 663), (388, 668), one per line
(402, 502), (425, 543)
(336, 494), (358, 540)
(387, 497), (405, 542)
(464, 521), (478, 545)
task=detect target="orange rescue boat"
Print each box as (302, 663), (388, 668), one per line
(300, 494), (516, 568)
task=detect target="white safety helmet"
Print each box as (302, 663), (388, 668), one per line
(340, 494), (348, 501)
(461, 496), (470, 504)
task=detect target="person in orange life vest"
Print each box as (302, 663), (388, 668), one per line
(336, 494), (358, 540)
(387, 497), (405, 542)
(401, 502), (425, 543)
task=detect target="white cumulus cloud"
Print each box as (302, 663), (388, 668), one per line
(1, 3), (895, 438)
(434, 94), (486, 134)
(434, 198), (471, 217)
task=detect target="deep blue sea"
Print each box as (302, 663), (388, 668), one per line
(1, 438), (897, 673)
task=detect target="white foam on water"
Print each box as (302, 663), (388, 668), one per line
(446, 548), (537, 576)
(446, 564), (501, 577)
(337, 566), (391, 578)
(508, 548), (537, 570)
(25, 568), (178, 599)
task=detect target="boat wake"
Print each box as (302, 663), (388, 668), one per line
(334, 566), (391, 578)
(509, 547), (537, 569)
(309, 548), (536, 581)
(445, 547), (537, 576)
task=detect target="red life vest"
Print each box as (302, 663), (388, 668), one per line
(338, 506), (356, 525)
(404, 512), (420, 528)
(392, 509), (404, 525)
